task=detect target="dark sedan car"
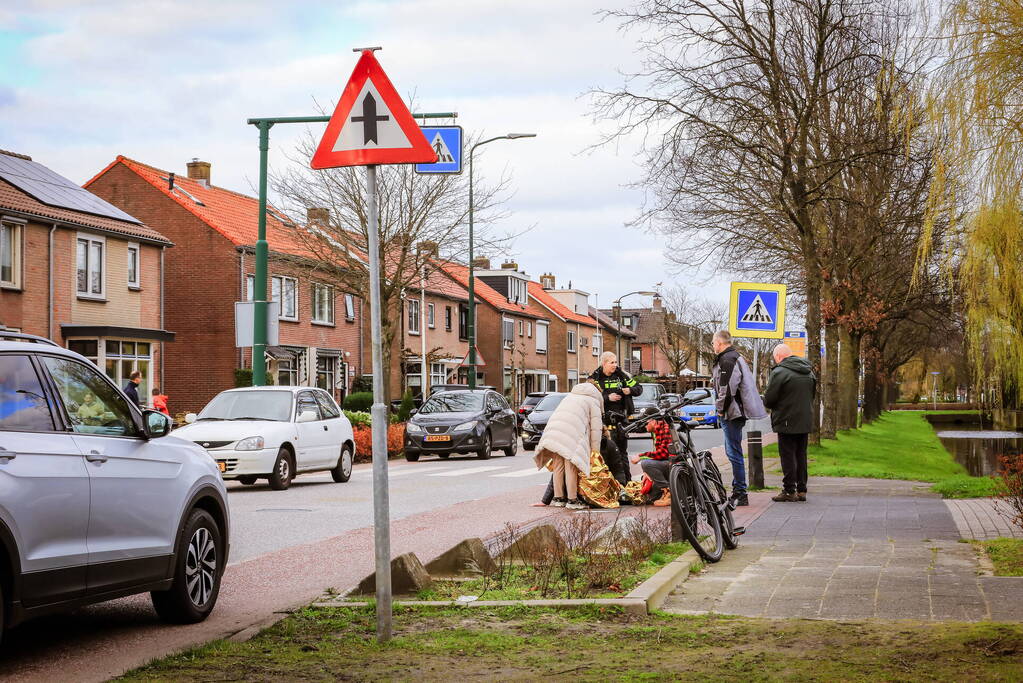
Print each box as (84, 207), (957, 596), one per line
(404, 389), (518, 461)
(520, 392), (567, 451)
(516, 391), (548, 425)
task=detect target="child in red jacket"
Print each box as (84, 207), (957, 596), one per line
(151, 388), (170, 416)
(631, 418), (674, 506)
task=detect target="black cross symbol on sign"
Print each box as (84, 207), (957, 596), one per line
(351, 92), (389, 144)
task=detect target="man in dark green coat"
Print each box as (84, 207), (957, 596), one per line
(763, 344), (817, 502)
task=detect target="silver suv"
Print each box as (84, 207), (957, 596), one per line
(0, 333), (229, 642)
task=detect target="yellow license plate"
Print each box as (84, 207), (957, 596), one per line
(694, 416), (704, 421)
(217, 461), (227, 472)
(425, 435), (451, 442)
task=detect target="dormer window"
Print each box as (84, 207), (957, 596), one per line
(508, 277), (527, 305)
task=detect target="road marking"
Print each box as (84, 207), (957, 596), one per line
(493, 468), (548, 478)
(429, 465), (510, 477)
(385, 468), (419, 477)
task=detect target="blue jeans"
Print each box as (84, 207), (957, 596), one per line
(722, 418), (747, 494)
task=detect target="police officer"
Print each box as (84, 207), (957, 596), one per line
(589, 351), (643, 483)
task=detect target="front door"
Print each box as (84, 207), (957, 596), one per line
(295, 390), (331, 468)
(487, 392), (516, 446)
(0, 353), (90, 606)
(40, 356), (185, 594)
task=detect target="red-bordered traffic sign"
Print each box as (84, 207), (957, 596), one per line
(311, 51), (438, 169)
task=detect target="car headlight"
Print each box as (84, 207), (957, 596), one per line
(406, 423), (423, 434)
(235, 436), (265, 451)
(454, 420), (477, 432)
(522, 421), (536, 433)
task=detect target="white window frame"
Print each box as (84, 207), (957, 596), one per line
(502, 317), (514, 349)
(126, 242), (140, 289)
(430, 362), (446, 387)
(445, 305), (453, 331)
(312, 282), (335, 325)
(271, 275), (298, 321)
(527, 322), (532, 338)
(76, 233), (106, 300)
(593, 331), (602, 357)
(245, 274), (254, 301)
(344, 293), (355, 321)
(0, 221), (22, 289)
(408, 298), (420, 335)
(427, 302), (435, 329)
(536, 321), (548, 354)
(518, 320), (524, 337)
(567, 328), (577, 353)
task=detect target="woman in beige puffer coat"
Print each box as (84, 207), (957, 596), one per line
(533, 381), (604, 508)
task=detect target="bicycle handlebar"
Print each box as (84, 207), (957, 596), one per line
(620, 394), (706, 433)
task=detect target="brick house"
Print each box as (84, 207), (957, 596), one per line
(602, 297), (672, 377)
(437, 259), (553, 402)
(530, 275), (600, 389)
(589, 306), (637, 371)
(0, 149), (174, 403)
(85, 156), (362, 413)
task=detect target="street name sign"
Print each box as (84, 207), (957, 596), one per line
(415, 126), (463, 174)
(729, 282), (786, 339)
(311, 50), (437, 169)
(783, 330), (807, 357)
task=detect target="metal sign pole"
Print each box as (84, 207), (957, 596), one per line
(365, 163), (392, 642)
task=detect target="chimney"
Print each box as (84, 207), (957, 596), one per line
(501, 260), (518, 271)
(472, 257), (491, 270)
(186, 158), (211, 187)
(307, 207), (329, 225)
(540, 273), (555, 289)
(417, 240), (439, 257)
(652, 295), (663, 311)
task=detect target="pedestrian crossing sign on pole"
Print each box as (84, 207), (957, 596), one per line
(415, 126), (463, 174)
(729, 282), (786, 339)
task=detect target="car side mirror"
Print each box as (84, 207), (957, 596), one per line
(296, 410), (319, 423)
(409, 408), (418, 416)
(692, 389), (711, 401)
(184, 413), (197, 424)
(144, 410), (171, 438)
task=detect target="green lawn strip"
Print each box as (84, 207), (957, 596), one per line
(979, 538), (1023, 576)
(415, 542), (691, 601)
(117, 605), (1023, 681)
(762, 412), (999, 498)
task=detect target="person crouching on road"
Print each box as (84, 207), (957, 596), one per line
(533, 380), (604, 510)
(763, 343), (817, 502)
(631, 417), (675, 506)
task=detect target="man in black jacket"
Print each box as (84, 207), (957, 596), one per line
(123, 370), (143, 408)
(590, 351), (643, 484)
(763, 343), (817, 502)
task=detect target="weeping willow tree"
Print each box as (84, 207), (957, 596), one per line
(925, 0), (1023, 407)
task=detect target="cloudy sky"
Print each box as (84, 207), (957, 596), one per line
(1, 0), (737, 314)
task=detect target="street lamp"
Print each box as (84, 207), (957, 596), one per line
(690, 318), (722, 378)
(466, 133), (537, 389)
(930, 371), (941, 410)
(612, 290), (658, 371)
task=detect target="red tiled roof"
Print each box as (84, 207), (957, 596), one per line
(85, 156), (316, 259)
(435, 261), (550, 320)
(528, 282), (597, 328)
(0, 177), (171, 244)
(422, 266), (473, 302)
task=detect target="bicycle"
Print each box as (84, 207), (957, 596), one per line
(623, 391), (743, 562)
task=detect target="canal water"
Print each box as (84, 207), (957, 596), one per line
(932, 417), (1023, 477)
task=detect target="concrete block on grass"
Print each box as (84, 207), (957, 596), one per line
(425, 538), (497, 578)
(354, 552), (433, 596)
(497, 524), (566, 564)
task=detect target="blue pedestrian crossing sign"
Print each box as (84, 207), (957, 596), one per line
(414, 126), (463, 174)
(729, 282), (786, 339)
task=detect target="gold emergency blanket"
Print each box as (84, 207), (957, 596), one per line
(622, 479), (648, 505)
(578, 451), (622, 509)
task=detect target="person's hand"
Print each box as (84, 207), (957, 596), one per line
(609, 392), (622, 402)
(630, 455), (641, 465)
(622, 387), (631, 395)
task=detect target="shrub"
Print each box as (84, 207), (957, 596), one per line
(233, 368), (252, 388)
(344, 410), (372, 428)
(995, 453), (1023, 532)
(351, 375), (373, 393)
(343, 391), (373, 412)
(634, 374), (656, 384)
(397, 389), (415, 422)
(352, 423), (405, 462)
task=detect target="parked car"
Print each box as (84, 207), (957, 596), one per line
(176, 386), (355, 490)
(516, 391), (548, 425)
(628, 382), (666, 437)
(0, 332), (230, 642)
(404, 389), (517, 460)
(428, 383), (497, 396)
(520, 392), (568, 451)
(678, 388), (719, 427)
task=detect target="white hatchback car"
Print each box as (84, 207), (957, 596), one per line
(175, 386), (355, 490)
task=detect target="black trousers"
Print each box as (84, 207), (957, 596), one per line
(640, 458), (671, 496)
(608, 421), (631, 482)
(778, 432), (809, 494)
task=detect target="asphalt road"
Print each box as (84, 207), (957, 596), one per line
(0, 425), (731, 681)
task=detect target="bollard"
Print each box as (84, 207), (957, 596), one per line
(748, 430), (764, 489)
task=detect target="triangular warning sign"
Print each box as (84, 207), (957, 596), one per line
(311, 51), (438, 169)
(739, 294), (773, 324)
(429, 132), (455, 163)
(460, 346), (486, 367)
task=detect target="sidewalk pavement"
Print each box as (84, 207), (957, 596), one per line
(945, 497), (1023, 540)
(663, 476), (1023, 622)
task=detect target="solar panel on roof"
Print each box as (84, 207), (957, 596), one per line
(0, 153), (141, 224)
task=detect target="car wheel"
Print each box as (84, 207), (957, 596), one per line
(523, 443), (535, 451)
(405, 452), (421, 462)
(476, 431), (492, 460)
(503, 434), (518, 457)
(268, 448), (294, 490)
(238, 475), (258, 485)
(151, 508), (223, 624)
(331, 444), (354, 483)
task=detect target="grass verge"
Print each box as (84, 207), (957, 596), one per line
(978, 538), (1023, 576)
(117, 605), (1023, 681)
(763, 411), (1000, 498)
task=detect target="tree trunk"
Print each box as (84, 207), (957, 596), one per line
(804, 263), (823, 446)
(836, 327), (861, 431)
(862, 348), (880, 423)
(821, 322), (839, 439)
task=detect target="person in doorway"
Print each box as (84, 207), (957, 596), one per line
(712, 330), (767, 506)
(631, 416), (675, 506)
(123, 371), (142, 407)
(763, 343), (817, 502)
(589, 351), (642, 483)
(533, 381), (603, 510)
(151, 387), (170, 416)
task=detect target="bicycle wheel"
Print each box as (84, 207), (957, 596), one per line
(669, 465), (724, 562)
(702, 455), (739, 550)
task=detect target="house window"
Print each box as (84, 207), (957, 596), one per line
(76, 235), (105, 298)
(502, 319), (514, 349)
(593, 331), (602, 357)
(1, 222), (22, 288)
(427, 302), (435, 328)
(127, 243), (140, 288)
(430, 362), (447, 387)
(344, 293), (355, 321)
(518, 320), (524, 337)
(102, 339), (152, 401)
(312, 283), (335, 324)
(622, 315), (632, 329)
(316, 355), (338, 394)
(271, 275), (298, 321)
(245, 274), (254, 301)
(458, 304), (468, 340)
(277, 357), (298, 386)
(632, 347), (642, 362)
(408, 298), (420, 334)
(536, 322), (548, 353)
(445, 305), (453, 331)
(567, 329), (577, 353)
(527, 322), (532, 338)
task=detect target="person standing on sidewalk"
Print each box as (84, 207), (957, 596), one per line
(763, 343), (817, 502)
(589, 351), (643, 484)
(533, 381), (604, 510)
(711, 330), (767, 507)
(123, 371), (143, 408)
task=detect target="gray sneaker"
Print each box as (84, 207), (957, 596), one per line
(551, 497), (567, 508)
(566, 499), (588, 510)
